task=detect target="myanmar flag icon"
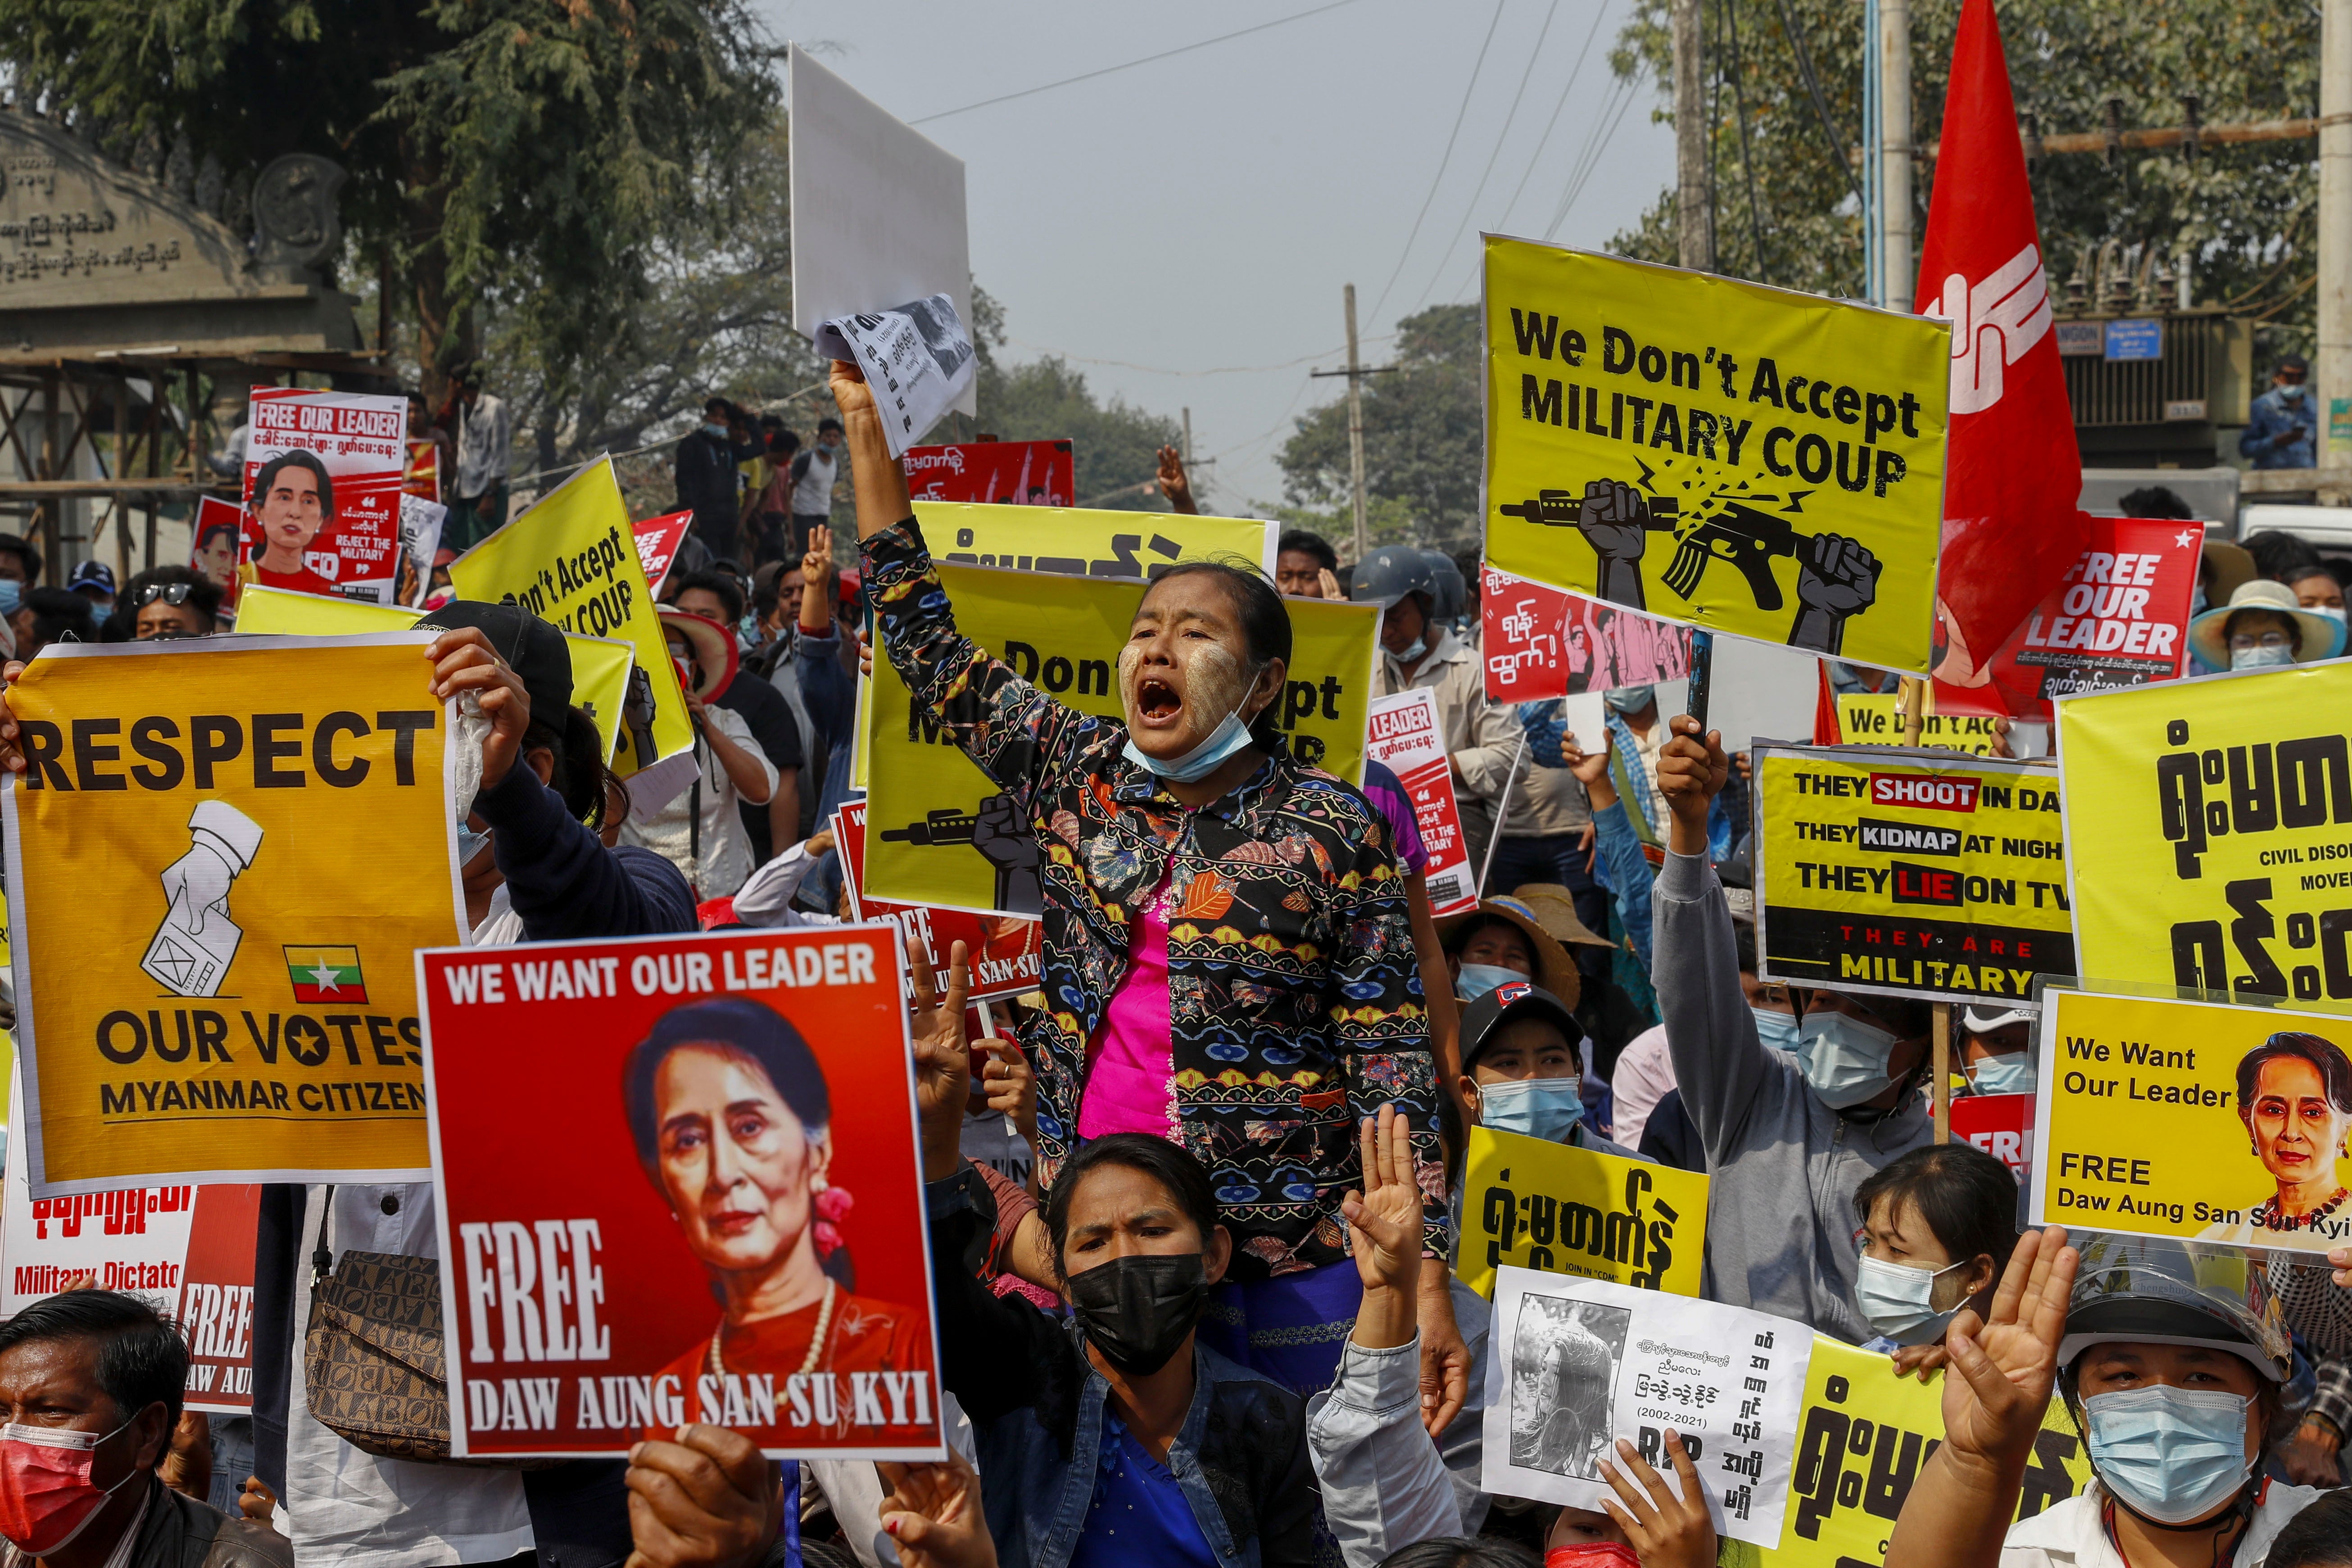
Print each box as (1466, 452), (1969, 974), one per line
(285, 945), (367, 1003)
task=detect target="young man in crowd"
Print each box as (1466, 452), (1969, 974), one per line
(117, 567), (223, 641)
(787, 417), (845, 558)
(1275, 529), (1338, 598)
(676, 397), (745, 563)
(665, 569), (804, 865)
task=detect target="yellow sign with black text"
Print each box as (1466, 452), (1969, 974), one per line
(1754, 744), (2074, 1005)
(1453, 1126), (1708, 1299)
(1484, 238), (1949, 674)
(449, 458), (689, 779)
(866, 562), (1378, 915)
(1718, 1337), (2094, 1568)
(915, 501), (1277, 578)
(2030, 988), (2352, 1253)
(2057, 662), (2352, 1002)
(0, 637), (464, 1195)
(231, 586), (639, 767)
(1833, 692), (2008, 755)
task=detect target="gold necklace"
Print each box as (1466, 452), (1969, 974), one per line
(708, 1278), (837, 1380)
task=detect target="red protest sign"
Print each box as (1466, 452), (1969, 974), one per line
(420, 927), (943, 1459)
(900, 440), (1074, 507)
(1480, 566), (1693, 703)
(405, 439), (442, 503)
(1934, 516), (2201, 719)
(1950, 1092), (2032, 1182)
(191, 495), (246, 615)
(3, 1068), (259, 1411)
(240, 387), (410, 604)
(634, 510), (695, 596)
(836, 801), (1042, 1002)
(1364, 690), (1477, 916)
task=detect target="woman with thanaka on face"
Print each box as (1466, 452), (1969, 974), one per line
(1852, 1143), (2015, 1382)
(831, 357), (1465, 1417)
(1887, 1228), (2328, 1568)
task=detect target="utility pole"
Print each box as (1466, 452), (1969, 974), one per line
(1879, 0), (1914, 311)
(1672, 0), (1712, 269)
(1182, 406), (1193, 466)
(2323, 0), (2351, 464)
(1343, 284), (1369, 559)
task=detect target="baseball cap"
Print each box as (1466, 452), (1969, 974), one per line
(66, 561), (116, 597)
(1459, 981), (1581, 1072)
(1962, 1005), (2036, 1033)
(414, 600), (572, 722)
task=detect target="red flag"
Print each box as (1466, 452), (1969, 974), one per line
(1915, 0), (2085, 676)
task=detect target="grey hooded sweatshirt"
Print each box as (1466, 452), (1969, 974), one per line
(1652, 849), (1933, 1342)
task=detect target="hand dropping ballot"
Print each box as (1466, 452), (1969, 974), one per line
(140, 802), (264, 998)
(1482, 1267), (1809, 1547)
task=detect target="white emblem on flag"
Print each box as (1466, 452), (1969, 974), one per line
(1922, 242), (2052, 416)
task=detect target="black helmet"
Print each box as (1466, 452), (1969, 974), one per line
(1348, 544), (1437, 611)
(1422, 550), (1466, 620)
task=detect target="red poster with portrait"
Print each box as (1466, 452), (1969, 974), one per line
(835, 800), (1042, 1003)
(1478, 566), (1694, 702)
(189, 495), (248, 615)
(899, 440), (1074, 506)
(419, 926), (943, 1460)
(239, 386), (409, 605)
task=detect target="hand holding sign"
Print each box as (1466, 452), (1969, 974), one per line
(622, 1423), (781, 1568)
(908, 940), (972, 1182)
(1596, 1432), (1716, 1568)
(1655, 715), (1727, 855)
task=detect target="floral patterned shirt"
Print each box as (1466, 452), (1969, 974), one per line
(866, 519), (1451, 1276)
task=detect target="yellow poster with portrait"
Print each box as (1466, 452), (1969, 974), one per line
(449, 458), (690, 780)
(1453, 1126), (1708, 1299)
(2028, 987), (2352, 1253)
(1483, 238), (1949, 674)
(1717, 1337), (2094, 1568)
(2056, 661), (2352, 1002)
(0, 636), (465, 1195)
(231, 586), (639, 766)
(865, 562), (1378, 915)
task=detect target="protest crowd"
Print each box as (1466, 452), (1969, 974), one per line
(11, 8), (2352, 1568)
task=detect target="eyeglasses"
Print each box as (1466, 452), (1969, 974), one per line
(2228, 630), (2293, 652)
(136, 582), (195, 608)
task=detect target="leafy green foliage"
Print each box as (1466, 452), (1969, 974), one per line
(1276, 304), (1483, 554)
(1609, 0), (2320, 355)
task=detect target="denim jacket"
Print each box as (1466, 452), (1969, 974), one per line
(928, 1174), (1314, 1568)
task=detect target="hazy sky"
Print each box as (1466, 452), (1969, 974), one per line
(760, 0), (1675, 516)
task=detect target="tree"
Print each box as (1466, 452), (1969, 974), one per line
(1607, 0), (2320, 355)
(1276, 304), (1483, 555)
(0, 0), (777, 403)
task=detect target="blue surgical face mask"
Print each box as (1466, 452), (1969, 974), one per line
(1970, 1051), (2036, 1095)
(2316, 605), (2348, 624)
(1476, 1077), (1585, 1143)
(1855, 1254), (1966, 1346)
(2084, 1384), (2254, 1526)
(1603, 685), (1653, 714)
(1456, 963), (1524, 1002)
(1392, 635), (1427, 664)
(0, 579), (20, 617)
(1122, 705), (1259, 785)
(703, 420), (729, 438)
(1797, 1010), (1903, 1109)
(2281, 382), (2308, 402)
(2231, 644), (2295, 671)
(1753, 1007), (1802, 1052)
(456, 823), (491, 868)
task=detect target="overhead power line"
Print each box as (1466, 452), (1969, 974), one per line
(1407, 0), (1565, 314)
(909, 0), (1364, 126)
(1364, 0), (1510, 330)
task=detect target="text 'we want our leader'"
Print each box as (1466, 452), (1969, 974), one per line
(437, 940), (882, 1006)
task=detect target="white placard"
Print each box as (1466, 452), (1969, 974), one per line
(1479, 1267), (1810, 1547)
(788, 45), (975, 417)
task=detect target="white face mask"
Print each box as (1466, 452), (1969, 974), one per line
(1797, 1010), (1903, 1109)
(1854, 1254), (1968, 1346)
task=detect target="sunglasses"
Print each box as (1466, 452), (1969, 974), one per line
(137, 582), (195, 608)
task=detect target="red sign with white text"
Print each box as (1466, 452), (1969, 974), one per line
(1934, 517), (2200, 719)
(835, 801), (1042, 1002)
(900, 440), (1074, 507)
(634, 510), (696, 596)
(240, 387), (410, 604)
(1364, 689), (1478, 916)
(419, 926), (942, 1459)
(190, 494), (246, 615)
(1951, 1092), (2032, 1183)
(1479, 566), (1693, 702)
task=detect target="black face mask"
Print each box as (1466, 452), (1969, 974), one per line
(1065, 1254), (1210, 1376)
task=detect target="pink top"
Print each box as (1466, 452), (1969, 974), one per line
(1078, 871), (1178, 1140)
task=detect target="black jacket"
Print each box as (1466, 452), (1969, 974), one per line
(674, 428), (739, 521)
(117, 1476), (290, 1568)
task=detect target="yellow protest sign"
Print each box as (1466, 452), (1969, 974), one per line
(1754, 743), (2074, 1005)
(0, 637), (463, 1194)
(1484, 239), (1948, 674)
(2029, 988), (2352, 1252)
(449, 458), (689, 779)
(1718, 1337), (2093, 1568)
(2057, 662), (2352, 1001)
(866, 562), (1378, 915)
(1453, 1126), (1707, 1299)
(1831, 691), (2008, 755)
(231, 586), (639, 769)
(915, 501), (1276, 577)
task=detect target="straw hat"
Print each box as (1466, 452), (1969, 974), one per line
(1437, 896), (1584, 1010)
(2200, 539), (2256, 606)
(1505, 884), (1618, 948)
(2186, 578), (2345, 670)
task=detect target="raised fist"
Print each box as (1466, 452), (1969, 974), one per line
(970, 793), (1044, 916)
(1575, 479), (1651, 564)
(1789, 534), (1881, 654)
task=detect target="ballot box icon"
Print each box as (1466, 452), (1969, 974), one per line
(139, 801), (264, 999)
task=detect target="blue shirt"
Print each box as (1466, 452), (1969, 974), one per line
(2241, 385), (2317, 469)
(1068, 1415), (1218, 1568)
